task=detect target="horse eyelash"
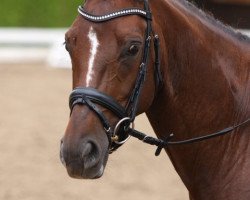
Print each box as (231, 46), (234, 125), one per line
(63, 41), (69, 52)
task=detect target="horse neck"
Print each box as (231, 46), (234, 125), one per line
(147, 0), (250, 198)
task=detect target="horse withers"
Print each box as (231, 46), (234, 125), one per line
(60, 0), (250, 199)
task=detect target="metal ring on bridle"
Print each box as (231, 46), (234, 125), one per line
(112, 117), (134, 144)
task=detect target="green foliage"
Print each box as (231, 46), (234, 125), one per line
(0, 0), (83, 27)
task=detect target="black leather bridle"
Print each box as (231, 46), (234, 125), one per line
(69, 0), (250, 156)
(70, 0), (163, 153)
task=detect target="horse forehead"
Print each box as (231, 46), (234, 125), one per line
(73, 0), (146, 37)
(77, 17), (144, 45)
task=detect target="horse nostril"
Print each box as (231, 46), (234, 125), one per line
(60, 138), (66, 167)
(81, 142), (93, 158)
(60, 138), (64, 146)
(81, 141), (100, 169)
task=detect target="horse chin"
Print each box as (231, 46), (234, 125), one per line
(81, 163), (106, 179)
(92, 165), (105, 179)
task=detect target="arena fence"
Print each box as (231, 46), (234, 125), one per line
(0, 28), (70, 68)
(0, 28), (249, 68)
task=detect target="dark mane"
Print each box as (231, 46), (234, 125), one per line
(179, 0), (250, 43)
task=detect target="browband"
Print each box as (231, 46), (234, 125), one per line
(78, 6), (152, 22)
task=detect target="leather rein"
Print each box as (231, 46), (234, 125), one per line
(69, 0), (250, 156)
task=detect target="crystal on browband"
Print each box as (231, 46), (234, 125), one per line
(78, 6), (150, 22)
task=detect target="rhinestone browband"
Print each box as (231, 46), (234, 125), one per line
(78, 6), (151, 22)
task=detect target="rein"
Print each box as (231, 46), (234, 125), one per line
(69, 0), (250, 156)
(127, 118), (250, 156)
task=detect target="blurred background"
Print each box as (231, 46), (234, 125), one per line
(0, 0), (249, 200)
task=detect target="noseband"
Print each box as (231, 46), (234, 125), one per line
(69, 0), (250, 156)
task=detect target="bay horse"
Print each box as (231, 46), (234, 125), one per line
(60, 0), (250, 199)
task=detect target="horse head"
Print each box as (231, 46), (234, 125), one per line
(60, 0), (160, 179)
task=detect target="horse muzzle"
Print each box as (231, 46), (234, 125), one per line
(60, 137), (107, 179)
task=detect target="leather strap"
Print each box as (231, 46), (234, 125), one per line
(70, 87), (127, 119)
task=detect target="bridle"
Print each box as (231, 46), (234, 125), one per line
(69, 0), (250, 156)
(70, 0), (162, 152)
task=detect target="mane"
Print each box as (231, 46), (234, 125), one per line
(178, 0), (250, 43)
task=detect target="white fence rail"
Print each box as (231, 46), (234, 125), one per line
(0, 28), (71, 68)
(0, 28), (249, 68)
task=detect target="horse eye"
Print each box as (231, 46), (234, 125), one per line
(128, 44), (139, 56)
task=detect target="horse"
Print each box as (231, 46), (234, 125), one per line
(60, 0), (250, 199)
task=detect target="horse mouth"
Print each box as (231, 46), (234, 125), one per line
(65, 160), (105, 179)
(92, 165), (104, 179)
